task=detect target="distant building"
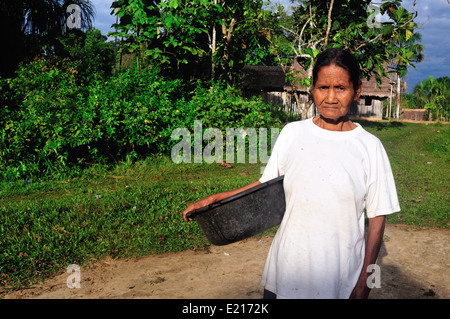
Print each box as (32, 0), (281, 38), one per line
(399, 109), (428, 121)
(242, 61), (392, 120)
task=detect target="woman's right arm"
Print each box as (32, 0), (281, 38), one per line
(182, 180), (261, 222)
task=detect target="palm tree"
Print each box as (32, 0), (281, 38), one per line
(413, 76), (450, 121)
(0, 0), (95, 77)
(24, 0), (95, 54)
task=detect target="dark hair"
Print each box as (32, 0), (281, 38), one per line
(312, 48), (361, 91)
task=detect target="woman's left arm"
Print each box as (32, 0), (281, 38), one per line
(350, 215), (386, 299)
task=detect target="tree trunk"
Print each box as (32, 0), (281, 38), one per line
(211, 0), (217, 79)
(396, 76), (401, 118)
(221, 18), (237, 71)
(387, 83), (392, 118)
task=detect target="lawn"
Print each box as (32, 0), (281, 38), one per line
(0, 119), (448, 294)
(360, 120), (449, 227)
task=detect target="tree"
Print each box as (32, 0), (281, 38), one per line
(211, 0), (278, 82)
(413, 76), (450, 121)
(266, 0), (423, 119)
(110, 0), (214, 79)
(57, 28), (116, 84)
(0, 0), (96, 78)
(385, 2), (424, 118)
(109, 0), (277, 82)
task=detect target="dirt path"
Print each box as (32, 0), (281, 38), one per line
(4, 224), (449, 299)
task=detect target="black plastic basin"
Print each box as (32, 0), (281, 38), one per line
(186, 175), (286, 246)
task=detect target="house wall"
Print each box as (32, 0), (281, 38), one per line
(246, 91), (315, 117)
(400, 109), (428, 121)
(241, 64), (391, 120)
(246, 90), (385, 119)
(348, 98), (384, 119)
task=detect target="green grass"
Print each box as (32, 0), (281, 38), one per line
(0, 120), (449, 295)
(0, 156), (262, 294)
(357, 120), (449, 228)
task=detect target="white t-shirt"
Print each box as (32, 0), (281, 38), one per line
(259, 118), (400, 299)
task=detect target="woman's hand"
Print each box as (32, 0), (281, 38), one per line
(350, 215), (386, 299)
(349, 275), (371, 299)
(181, 181), (262, 222)
(182, 195), (217, 222)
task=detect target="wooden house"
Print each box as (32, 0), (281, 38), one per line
(351, 75), (392, 119)
(242, 61), (392, 119)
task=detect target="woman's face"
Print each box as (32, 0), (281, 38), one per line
(312, 64), (361, 122)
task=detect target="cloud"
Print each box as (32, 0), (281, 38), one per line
(90, 0), (116, 35)
(91, 0), (114, 15)
(403, 0), (450, 90)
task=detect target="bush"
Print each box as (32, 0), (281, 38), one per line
(56, 29), (115, 84)
(0, 60), (282, 180)
(0, 56), (84, 178)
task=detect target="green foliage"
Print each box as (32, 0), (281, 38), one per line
(0, 56), (83, 179)
(412, 76), (450, 121)
(109, 0), (278, 82)
(401, 92), (419, 109)
(272, 0), (423, 84)
(210, 0), (278, 82)
(57, 29), (116, 84)
(110, 0), (215, 79)
(0, 58), (281, 180)
(185, 82), (280, 129)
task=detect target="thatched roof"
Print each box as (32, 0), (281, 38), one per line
(242, 63), (392, 98)
(359, 75), (392, 98)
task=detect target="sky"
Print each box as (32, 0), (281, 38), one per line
(90, 0), (449, 92)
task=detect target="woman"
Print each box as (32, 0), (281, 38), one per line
(182, 48), (400, 299)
